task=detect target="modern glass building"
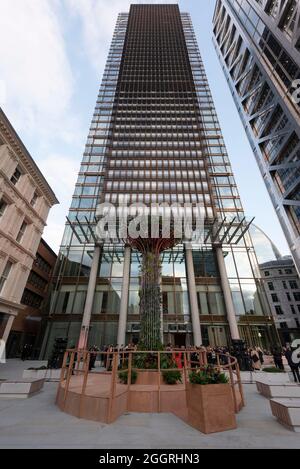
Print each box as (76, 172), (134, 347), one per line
(41, 4), (278, 358)
(213, 0), (300, 275)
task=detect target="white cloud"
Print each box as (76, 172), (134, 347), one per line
(0, 0), (74, 136)
(38, 154), (78, 199)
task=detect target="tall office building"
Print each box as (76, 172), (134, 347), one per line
(41, 4), (278, 357)
(213, 0), (300, 274)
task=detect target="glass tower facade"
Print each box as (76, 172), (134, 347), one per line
(41, 4), (278, 358)
(213, 0), (300, 274)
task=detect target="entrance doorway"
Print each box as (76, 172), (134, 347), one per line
(173, 333), (186, 348)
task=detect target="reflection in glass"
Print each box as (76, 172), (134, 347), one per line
(233, 250), (253, 278)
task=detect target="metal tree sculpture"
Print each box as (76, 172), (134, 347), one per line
(127, 227), (179, 350)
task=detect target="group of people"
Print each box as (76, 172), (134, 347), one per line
(247, 345), (300, 383)
(85, 342), (300, 383)
(88, 343), (138, 370)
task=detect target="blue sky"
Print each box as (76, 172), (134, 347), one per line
(0, 0), (290, 255)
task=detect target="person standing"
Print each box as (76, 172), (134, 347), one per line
(250, 348), (261, 371)
(284, 346), (300, 383)
(256, 346), (264, 366)
(272, 348), (284, 370)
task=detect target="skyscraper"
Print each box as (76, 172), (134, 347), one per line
(41, 4), (278, 357)
(213, 0), (300, 274)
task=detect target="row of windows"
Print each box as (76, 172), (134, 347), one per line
(21, 289), (43, 309)
(106, 169), (208, 179)
(27, 271), (48, 291)
(264, 269), (295, 277)
(269, 288), (300, 302)
(274, 304), (300, 316)
(272, 290), (300, 306)
(268, 279), (299, 290)
(73, 182), (238, 198)
(105, 181), (209, 192)
(103, 193), (212, 204)
(108, 158), (204, 168)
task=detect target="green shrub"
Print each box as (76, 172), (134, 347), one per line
(162, 369), (182, 385)
(133, 353), (158, 370)
(263, 367), (285, 373)
(189, 366), (229, 385)
(118, 368), (138, 384)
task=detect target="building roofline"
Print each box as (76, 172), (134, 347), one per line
(0, 107), (59, 206)
(259, 257), (295, 269)
(40, 238), (58, 259)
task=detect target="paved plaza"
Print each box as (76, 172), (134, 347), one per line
(0, 360), (299, 449)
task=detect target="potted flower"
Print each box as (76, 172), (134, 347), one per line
(187, 365), (237, 434)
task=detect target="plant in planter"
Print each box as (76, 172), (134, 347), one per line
(160, 353), (182, 385)
(162, 369), (182, 385)
(133, 352), (160, 370)
(189, 366), (229, 385)
(118, 368), (138, 384)
(187, 365), (236, 434)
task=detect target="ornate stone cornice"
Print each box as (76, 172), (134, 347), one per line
(0, 108), (59, 207)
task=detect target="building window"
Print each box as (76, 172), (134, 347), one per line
(282, 281), (287, 289)
(289, 280), (298, 289)
(284, 269), (293, 274)
(264, 270), (270, 276)
(16, 221), (27, 243)
(27, 271), (48, 291)
(21, 289), (43, 308)
(281, 0), (297, 37)
(286, 292), (291, 301)
(295, 319), (300, 328)
(0, 260), (13, 294)
(268, 282), (274, 291)
(30, 191), (38, 207)
(293, 292), (300, 302)
(266, 0), (279, 18)
(279, 321), (288, 329)
(0, 199), (8, 218)
(271, 293), (279, 302)
(10, 167), (21, 185)
(275, 305), (283, 315)
(291, 305), (296, 314)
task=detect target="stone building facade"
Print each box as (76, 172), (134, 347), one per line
(0, 108), (58, 347)
(260, 256), (300, 344)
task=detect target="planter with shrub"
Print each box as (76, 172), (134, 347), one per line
(187, 366), (237, 434)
